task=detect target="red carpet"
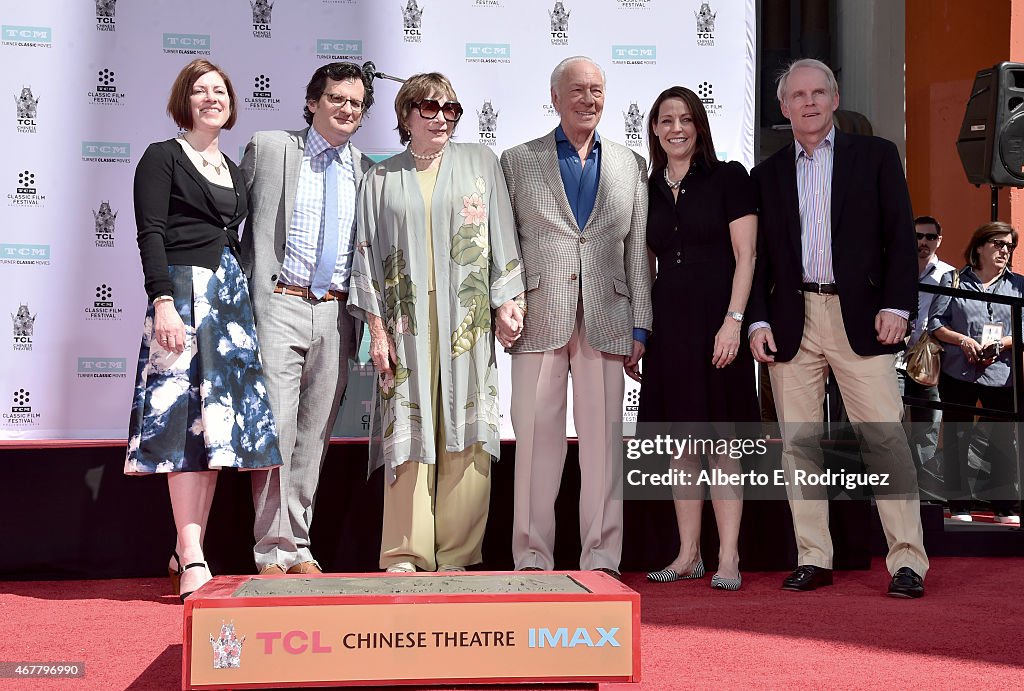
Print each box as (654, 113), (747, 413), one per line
(1, 557), (1021, 689)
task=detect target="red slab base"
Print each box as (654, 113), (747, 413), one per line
(183, 570), (640, 689)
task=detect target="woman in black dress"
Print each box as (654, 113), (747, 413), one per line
(639, 86), (758, 590)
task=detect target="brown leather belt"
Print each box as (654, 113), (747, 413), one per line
(801, 282), (838, 295)
(274, 283), (347, 302)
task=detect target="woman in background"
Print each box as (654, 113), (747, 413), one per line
(126, 59), (282, 600)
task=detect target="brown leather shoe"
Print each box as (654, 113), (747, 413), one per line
(287, 561), (323, 575)
(258, 564), (286, 576)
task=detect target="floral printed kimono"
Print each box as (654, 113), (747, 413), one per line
(348, 143), (525, 480)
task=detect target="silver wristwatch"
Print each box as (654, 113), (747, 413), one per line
(726, 311), (744, 323)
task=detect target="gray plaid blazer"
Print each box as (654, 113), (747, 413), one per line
(500, 130), (652, 356)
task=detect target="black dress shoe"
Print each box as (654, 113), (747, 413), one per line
(519, 566), (544, 572)
(887, 567), (925, 598)
(781, 565), (833, 591)
(593, 567), (622, 581)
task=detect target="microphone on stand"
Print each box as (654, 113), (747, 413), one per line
(361, 61), (407, 85)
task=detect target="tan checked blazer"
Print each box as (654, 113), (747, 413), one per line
(500, 131), (652, 356)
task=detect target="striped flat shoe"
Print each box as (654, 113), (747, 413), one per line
(710, 573), (742, 591)
(646, 559), (706, 583)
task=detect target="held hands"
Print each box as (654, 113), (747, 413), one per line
(152, 300), (186, 354)
(712, 317), (742, 369)
(624, 339), (645, 382)
(875, 311), (908, 345)
(750, 327), (776, 363)
(495, 299), (525, 349)
(369, 325), (397, 390)
(960, 336), (1000, 367)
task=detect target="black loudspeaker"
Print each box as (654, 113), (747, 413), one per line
(956, 62), (1024, 188)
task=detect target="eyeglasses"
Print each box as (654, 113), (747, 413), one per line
(988, 239), (1017, 252)
(915, 232), (939, 241)
(323, 94), (364, 111)
(412, 99), (463, 122)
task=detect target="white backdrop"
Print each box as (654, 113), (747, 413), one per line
(1, 0), (755, 440)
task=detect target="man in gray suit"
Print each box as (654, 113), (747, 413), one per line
(500, 56), (652, 577)
(240, 62), (374, 575)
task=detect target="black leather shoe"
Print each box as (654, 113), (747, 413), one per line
(887, 567), (925, 598)
(593, 567), (622, 581)
(518, 566), (544, 572)
(781, 565), (833, 591)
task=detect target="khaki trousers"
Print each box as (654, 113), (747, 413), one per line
(510, 303), (625, 571)
(768, 293), (929, 577)
(380, 291), (491, 571)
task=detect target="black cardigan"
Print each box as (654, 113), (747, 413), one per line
(134, 139), (247, 302)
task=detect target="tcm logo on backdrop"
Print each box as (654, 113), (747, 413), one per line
(528, 627), (621, 648)
(402, 0), (423, 43)
(14, 86), (38, 133)
(1, 25), (52, 48)
(0, 244), (51, 266)
(90, 68), (125, 106)
(622, 102), (644, 148)
(616, 0), (652, 8)
(163, 33), (211, 55)
(549, 2), (569, 45)
(697, 81), (722, 117)
(477, 101), (498, 146)
(623, 388), (639, 423)
(611, 45), (656, 66)
(85, 283), (123, 320)
(3, 388), (41, 428)
(250, 0), (273, 38)
(695, 1), (717, 46)
(245, 74), (280, 112)
(316, 38), (363, 61)
(473, 0), (502, 6)
(8, 170), (45, 208)
(465, 43), (510, 64)
(93, 200), (117, 247)
(11, 303), (36, 351)
(96, 0), (117, 31)
(82, 141), (131, 164)
(77, 357), (127, 379)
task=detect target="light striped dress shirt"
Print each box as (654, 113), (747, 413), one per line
(280, 127), (357, 291)
(796, 127), (834, 283)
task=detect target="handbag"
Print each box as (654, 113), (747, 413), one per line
(905, 268), (960, 386)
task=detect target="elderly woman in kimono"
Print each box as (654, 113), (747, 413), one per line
(349, 73), (526, 573)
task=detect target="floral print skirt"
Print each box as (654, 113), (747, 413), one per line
(124, 248), (282, 474)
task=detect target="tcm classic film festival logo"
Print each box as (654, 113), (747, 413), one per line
(698, 81), (723, 117)
(8, 170), (44, 208)
(478, 101), (498, 146)
(93, 200), (116, 247)
(95, 0), (116, 31)
(1, 25), (52, 48)
(402, 0), (423, 43)
(623, 101), (644, 149)
(3, 388), (41, 429)
(616, 0), (652, 8)
(14, 86), (38, 133)
(85, 283), (122, 321)
(90, 68), (125, 106)
(250, 0), (273, 39)
(11, 303), (35, 352)
(245, 74), (280, 112)
(316, 38), (363, 61)
(549, 2), (569, 45)
(695, 1), (717, 46)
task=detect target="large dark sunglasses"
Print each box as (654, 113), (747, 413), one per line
(915, 232), (939, 241)
(988, 239), (1017, 252)
(412, 99), (463, 122)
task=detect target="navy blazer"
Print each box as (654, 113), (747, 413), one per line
(747, 130), (917, 361)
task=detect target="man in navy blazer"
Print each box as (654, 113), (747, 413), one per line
(747, 59), (929, 598)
